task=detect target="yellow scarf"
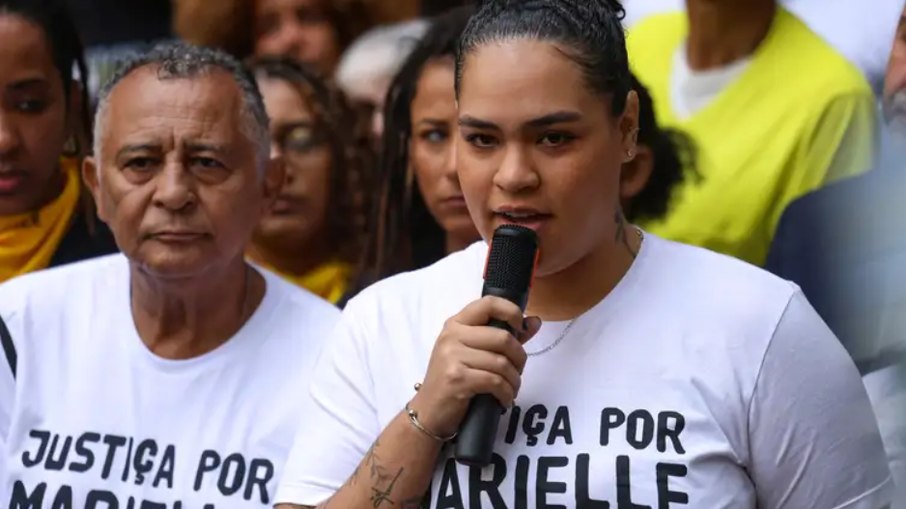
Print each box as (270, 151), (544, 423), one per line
(262, 260), (352, 305)
(0, 160), (81, 283)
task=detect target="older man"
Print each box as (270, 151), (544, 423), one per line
(0, 42), (339, 507)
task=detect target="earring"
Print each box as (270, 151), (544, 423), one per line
(62, 135), (81, 157)
(624, 128), (640, 160)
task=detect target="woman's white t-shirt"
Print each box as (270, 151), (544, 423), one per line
(276, 235), (893, 508)
(0, 255), (340, 508)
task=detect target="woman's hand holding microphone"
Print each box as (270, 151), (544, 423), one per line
(407, 295), (543, 439)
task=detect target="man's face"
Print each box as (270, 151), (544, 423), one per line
(883, 9), (906, 134)
(85, 66), (280, 280)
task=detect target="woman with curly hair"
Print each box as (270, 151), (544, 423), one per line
(246, 56), (371, 304)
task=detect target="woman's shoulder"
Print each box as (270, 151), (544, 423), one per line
(351, 242), (487, 307)
(323, 244), (486, 373)
(644, 235), (800, 315)
(337, 243), (486, 344)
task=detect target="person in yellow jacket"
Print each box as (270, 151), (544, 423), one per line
(246, 56), (371, 305)
(0, 1), (116, 284)
(627, 0), (877, 266)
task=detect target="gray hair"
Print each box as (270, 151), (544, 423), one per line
(93, 41), (270, 171)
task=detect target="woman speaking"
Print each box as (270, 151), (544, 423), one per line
(275, 1), (892, 508)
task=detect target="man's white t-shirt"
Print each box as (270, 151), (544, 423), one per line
(0, 255), (339, 508)
(276, 234), (893, 508)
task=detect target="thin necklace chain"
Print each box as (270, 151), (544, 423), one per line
(526, 318), (577, 357)
(525, 227), (644, 358)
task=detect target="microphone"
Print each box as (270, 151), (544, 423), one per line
(455, 224), (539, 467)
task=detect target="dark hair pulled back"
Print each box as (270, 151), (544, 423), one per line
(627, 74), (698, 223)
(455, 0), (631, 115)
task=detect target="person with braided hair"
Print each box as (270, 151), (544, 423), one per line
(246, 56), (372, 305)
(0, 0), (117, 283)
(275, 1), (891, 508)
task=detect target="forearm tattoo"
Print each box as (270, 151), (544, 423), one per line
(346, 439), (410, 508)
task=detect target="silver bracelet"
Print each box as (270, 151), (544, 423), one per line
(405, 401), (457, 442)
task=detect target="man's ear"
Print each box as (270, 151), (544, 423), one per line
(261, 155), (286, 211)
(81, 156), (106, 222)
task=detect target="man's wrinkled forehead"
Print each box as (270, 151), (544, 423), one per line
(100, 66), (248, 153)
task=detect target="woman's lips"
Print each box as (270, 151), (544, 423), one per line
(0, 172), (25, 194)
(440, 196), (468, 209)
(493, 211), (553, 232)
(270, 196), (305, 215)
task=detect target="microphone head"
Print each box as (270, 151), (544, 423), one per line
(483, 225), (539, 293)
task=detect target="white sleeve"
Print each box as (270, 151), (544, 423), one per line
(275, 298), (382, 506)
(748, 290), (893, 509)
(0, 285), (20, 483)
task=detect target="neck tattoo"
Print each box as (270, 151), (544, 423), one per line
(614, 209), (642, 259)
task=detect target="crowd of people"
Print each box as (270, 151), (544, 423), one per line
(0, 0), (903, 507)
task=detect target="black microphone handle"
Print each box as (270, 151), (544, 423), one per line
(455, 316), (513, 467)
